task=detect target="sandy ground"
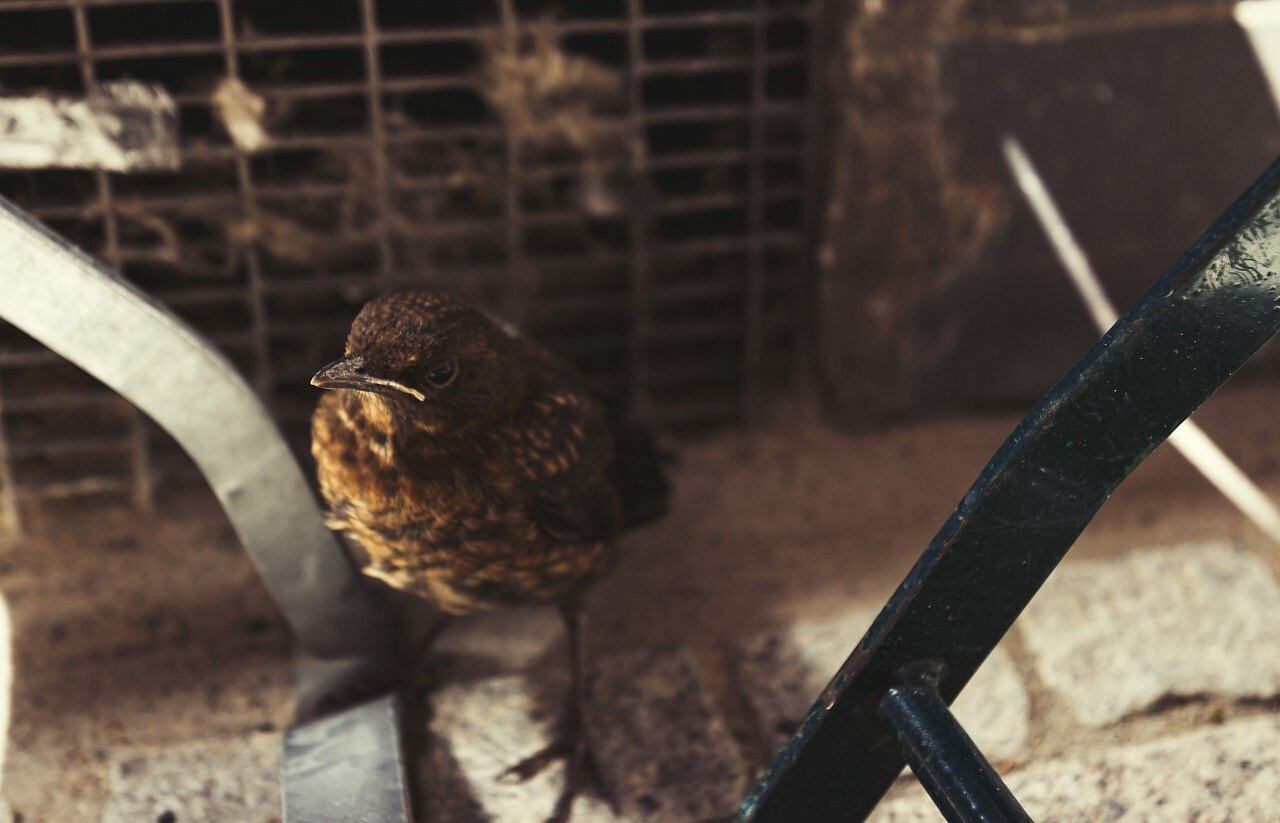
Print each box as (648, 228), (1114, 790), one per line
(4, 379), (1280, 820)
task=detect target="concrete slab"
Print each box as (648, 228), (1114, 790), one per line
(100, 732), (281, 823)
(426, 646), (751, 822)
(12, 390), (1280, 821)
(951, 648), (1027, 767)
(872, 715), (1280, 821)
(585, 647), (753, 820)
(734, 609), (1029, 763)
(1018, 543), (1280, 726)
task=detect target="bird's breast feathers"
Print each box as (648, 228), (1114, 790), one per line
(311, 387), (618, 611)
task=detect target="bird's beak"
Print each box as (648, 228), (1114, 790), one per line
(311, 354), (426, 402)
(311, 354), (368, 391)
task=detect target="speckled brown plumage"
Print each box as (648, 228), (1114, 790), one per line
(310, 290), (664, 614)
(310, 289), (669, 822)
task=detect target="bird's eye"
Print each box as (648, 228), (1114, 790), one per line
(426, 360), (458, 387)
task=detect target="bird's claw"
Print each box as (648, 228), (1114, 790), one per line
(498, 728), (616, 823)
(497, 736), (573, 783)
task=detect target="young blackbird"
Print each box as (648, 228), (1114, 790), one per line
(310, 289), (670, 821)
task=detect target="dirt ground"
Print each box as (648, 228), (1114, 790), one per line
(4, 379), (1280, 821)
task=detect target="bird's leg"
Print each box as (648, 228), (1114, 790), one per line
(405, 612), (453, 687)
(422, 612), (454, 651)
(500, 596), (613, 822)
(294, 599), (450, 720)
(411, 611), (454, 661)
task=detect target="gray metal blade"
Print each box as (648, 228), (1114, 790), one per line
(0, 194), (394, 659)
(283, 694), (413, 823)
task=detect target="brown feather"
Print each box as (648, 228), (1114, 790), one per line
(311, 290), (659, 616)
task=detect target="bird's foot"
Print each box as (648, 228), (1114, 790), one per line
(499, 724), (615, 823)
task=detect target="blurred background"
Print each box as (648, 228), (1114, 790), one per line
(0, 0), (1278, 525)
(6, 1), (1280, 820)
(0, 0), (820, 525)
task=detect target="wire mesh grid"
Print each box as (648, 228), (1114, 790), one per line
(0, 0), (819, 522)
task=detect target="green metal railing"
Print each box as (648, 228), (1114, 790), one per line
(741, 153), (1280, 822)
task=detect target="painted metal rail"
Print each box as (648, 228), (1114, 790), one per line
(0, 195), (412, 823)
(741, 153), (1280, 821)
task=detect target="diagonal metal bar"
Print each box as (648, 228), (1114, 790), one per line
(283, 693), (413, 823)
(740, 153), (1280, 822)
(0, 194), (395, 660)
(876, 666), (1031, 823)
(0, 195), (415, 822)
(1003, 136), (1280, 544)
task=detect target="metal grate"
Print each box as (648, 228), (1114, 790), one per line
(0, 0), (819, 517)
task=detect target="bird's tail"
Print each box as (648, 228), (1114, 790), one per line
(606, 421), (674, 530)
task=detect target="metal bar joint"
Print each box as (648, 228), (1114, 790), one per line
(877, 664), (1032, 823)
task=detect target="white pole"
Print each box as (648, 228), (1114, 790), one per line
(1002, 136), (1280, 544)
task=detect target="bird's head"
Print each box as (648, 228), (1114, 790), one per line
(311, 290), (526, 434)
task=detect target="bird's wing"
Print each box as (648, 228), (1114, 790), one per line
(596, 394), (672, 530)
(526, 483), (620, 543)
(506, 386), (623, 543)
